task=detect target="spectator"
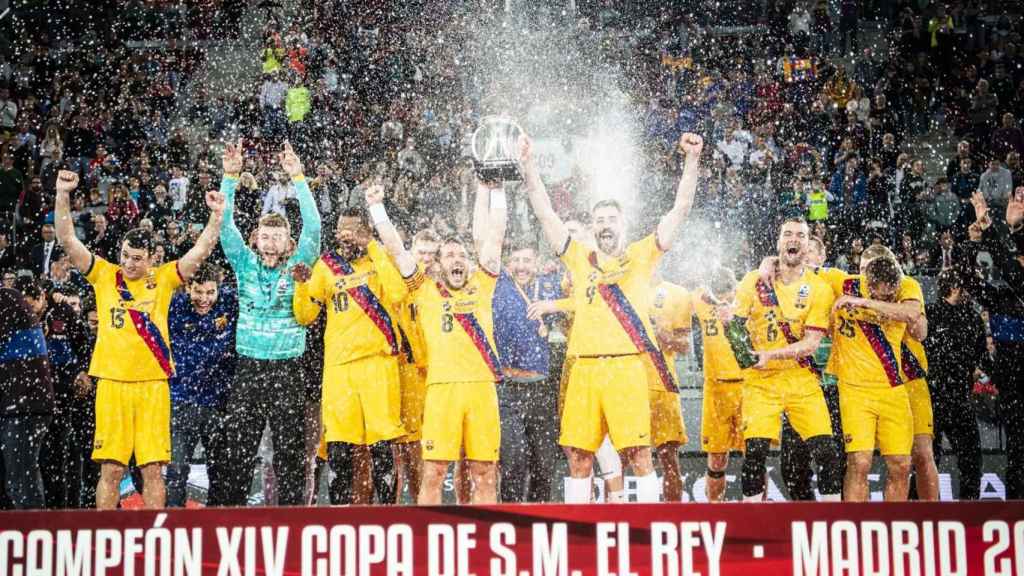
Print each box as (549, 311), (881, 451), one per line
(38, 124), (62, 176)
(926, 178), (960, 233)
(992, 113), (1024, 161)
(0, 282), (54, 509)
(0, 151), (25, 223)
(978, 157), (1013, 213)
(0, 87), (18, 131)
(0, 231), (17, 271)
(28, 223), (57, 277)
(105, 182), (140, 233)
(828, 155), (867, 241)
(970, 79), (999, 145)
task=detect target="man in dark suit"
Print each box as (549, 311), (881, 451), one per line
(930, 229), (967, 273)
(28, 224), (58, 277)
(86, 214), (118, 262)
(0, 229), (19, 271)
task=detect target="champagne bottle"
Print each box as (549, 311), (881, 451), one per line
(725, 318), (758, 369)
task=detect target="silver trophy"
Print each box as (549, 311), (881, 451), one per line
(471, 115), (524, 182)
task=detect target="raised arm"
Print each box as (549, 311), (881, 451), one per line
(475, 178), (506, 276)
(178, 191), (225, 281)
(519, 136), (570, 254)
(53, 170), (94, 273)
(365, 184), (417, 277)
(280, 141), (322, 264)
(656, 133), (704, 250)
(755, 328), (826, 366)
(219, 139), (250, 264)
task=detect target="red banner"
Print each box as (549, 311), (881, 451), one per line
(2, 502), (1024, 575)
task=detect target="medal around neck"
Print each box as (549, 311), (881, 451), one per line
(471, 116), (524, 182)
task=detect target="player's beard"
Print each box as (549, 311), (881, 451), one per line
(596, 228), (619, 256)
(337, 240), (366, 261)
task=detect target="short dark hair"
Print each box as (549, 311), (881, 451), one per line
(864, 256), (902, 287)
(937, 270), (962, 299)
(707, 266), (738, 298)
(591, 199), (623, 214)
(122, 228), (156, 255)
(189, 262), (223, 286)
(338, 206), (370, 229)
(16, 276), (43, 300)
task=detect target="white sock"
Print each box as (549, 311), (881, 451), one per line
(564, 477), (593, 504)
(819, 493), (841, 502)
(595, 437), (622, 478)
(607, 489), (625, 503)
(743, 491), (765, 503)
(635, 472), (661, 503)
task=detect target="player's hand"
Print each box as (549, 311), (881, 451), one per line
(291, 263), (312, 283)
(56, 170), (79, 196)
(222, 138), (244, 174)
(73, 372), (93, 397)
(752, 351), (769, 370)
(678, 133), (704, 158)
(1007, 187), (1024, 229)
(758, 256), (779, 284)
(527, 300), (559, 321)
(205, 190), (226, 215)
(832, 295), (864, 314)
(278, 141), (304, 178)
(364, 184), (385, 206)
(715, 303), (735, 325)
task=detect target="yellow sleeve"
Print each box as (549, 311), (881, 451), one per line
(559, 238), (584, 269)
(369, 241), (409, 305)
(404, 265), (429, 301)
(817, 267), (848, 297)
(84, 256), (116, 286)
(899, 276), (925, 313)
(293, 262), (327, 326)
(553, 298), (575, 313)
(157, 261), (184, 292)
(472, 268), (499, 298)
(626, 234), (666, 276)
(805, 278), (835, 332)
(734, 271), (758, 319)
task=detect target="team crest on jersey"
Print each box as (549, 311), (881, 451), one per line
(844, 433), (853, 444)
(424, 440), (434, 451)
(145, 271), (157, 290)
(654, 291), (666, 308)
(442, 302), (452, 312)
(277, 277), (290, 294)
(215, 316), (228, 331)
(795, 284), (811, 309)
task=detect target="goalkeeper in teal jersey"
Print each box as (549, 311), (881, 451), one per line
(208, 141), (322, 506)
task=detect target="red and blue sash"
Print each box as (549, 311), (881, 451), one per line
(321, 252), (399, 356)
(901, 342), (927, 381)
(588, 252), (678, 393)
(843, 278), (903, 387)
(115, 270), (174, 378)
(754, 278), (821, 378)
(436, 281), (502, 381)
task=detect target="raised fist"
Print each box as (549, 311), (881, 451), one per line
(365, 184), (385, 206)
(222, 138), (244, 174)
(205, 190), (226, 215)
(678, 133), (704, 157)
(291, 263), (312, 283)
(56, 170), (79, 195)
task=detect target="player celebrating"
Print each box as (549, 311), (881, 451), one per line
(825, 249), (927, 501)
(520, 132), (704, 503)
(369, 178), (507, 504)
(392, 229), (439, 502)
(292, 206), (409, 504)
(53, 169), (225, 509)
(213, 140), (322, 507)
(692, 267), (745, 502)
(648, 279), (692, 501)
(731, 216), (843, 502)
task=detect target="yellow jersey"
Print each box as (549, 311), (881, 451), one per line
(900, 332), (928, 382)
(734, 268), (834, 375)
(828, 274), (924, 387)
(692, 288), (744, 381)
(395, 299), (427, 369)
(406, 267), (500, 384)
(86, 258), (182, 382)
(293, 241), (408, 366)
(560, 234), (664, 358)
(649, 281), (692, 391)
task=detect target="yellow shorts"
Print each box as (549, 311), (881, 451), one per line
(322, 355), (405, 445)
(743, 369), (833, 442)
(650, 389), (687, 447)
(560, 355), (651, 453)
(395, 362), (427, 444)
(906, 378), (934, 438)
(838, 382), (913, 456)
(92, 379), (171, 466)
(701, 379), (744, 453)
(421, 381), (500, 462)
